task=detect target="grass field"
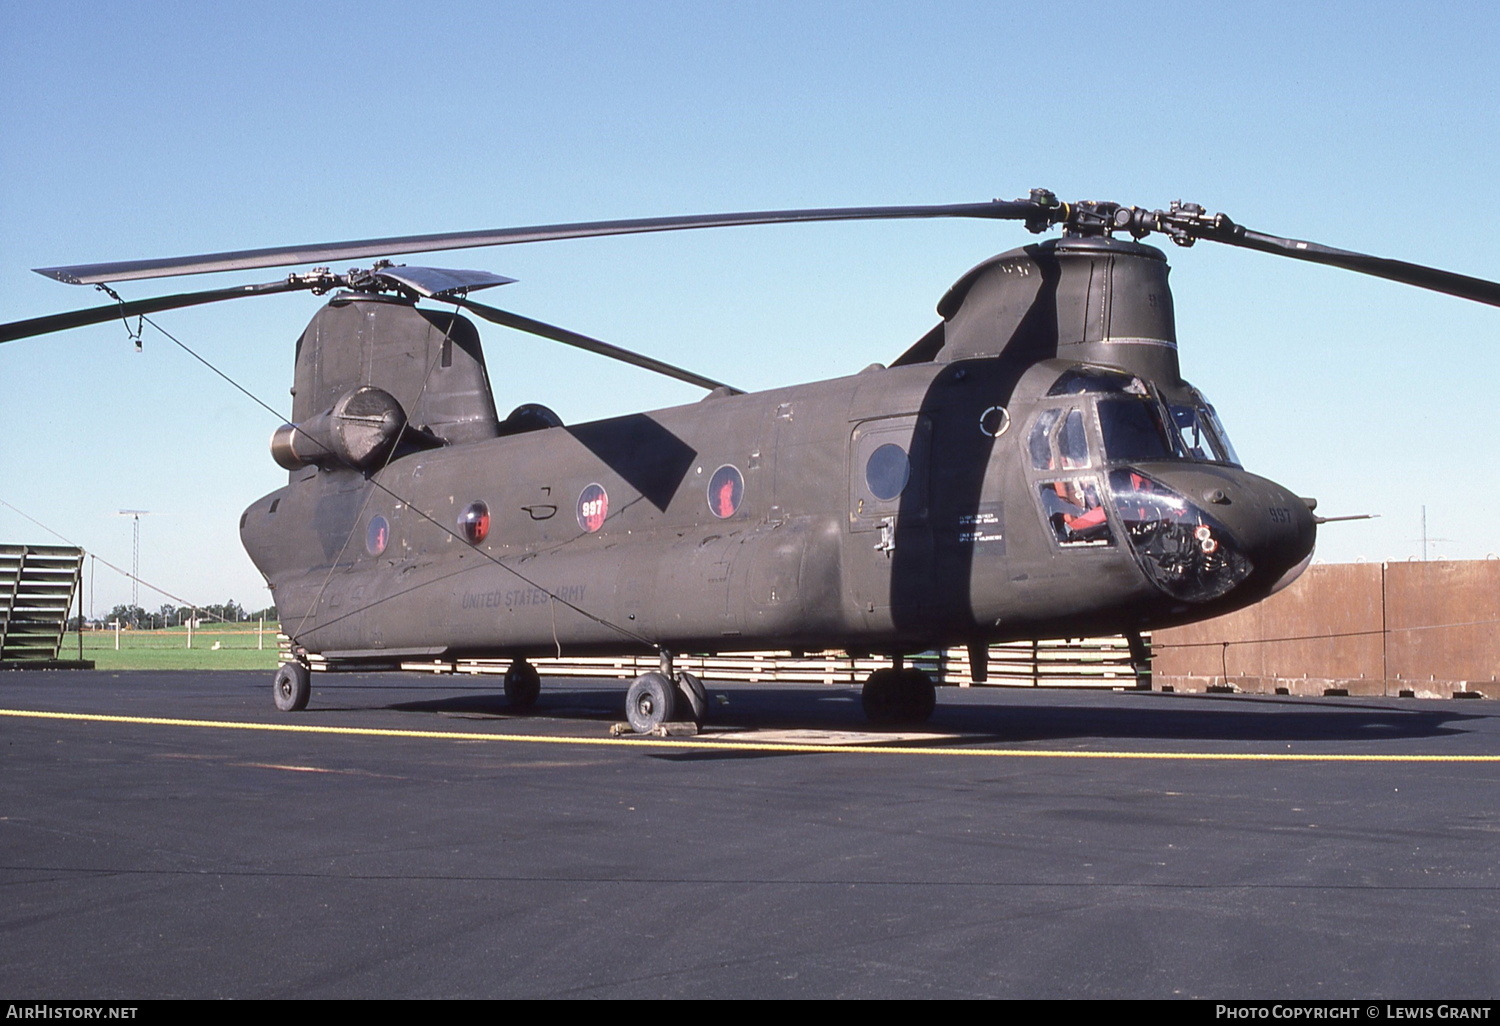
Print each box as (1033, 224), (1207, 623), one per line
(72, 625), (282, 671)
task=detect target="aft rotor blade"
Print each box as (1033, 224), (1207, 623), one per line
(1221, 227), (1500, 308)
(448, 297), (742, 394)
(0, 279), (307, 344)
(37, 200), (1042, 285)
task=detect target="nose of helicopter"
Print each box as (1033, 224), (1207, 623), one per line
(1207, 475), (1319, 594)
(1108, 465), (1318, 605)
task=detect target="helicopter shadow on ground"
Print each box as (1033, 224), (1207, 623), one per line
(374, 679), (1488, 752)
(382, 688), (622, 722)
(927, 692), (1486, 746)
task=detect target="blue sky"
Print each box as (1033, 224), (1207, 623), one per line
(2, 1), (1497, 616)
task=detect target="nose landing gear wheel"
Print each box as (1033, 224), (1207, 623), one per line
(273, 662), (311, 712)
(626, 672), (677, 733)
(504, 660), (541, 708)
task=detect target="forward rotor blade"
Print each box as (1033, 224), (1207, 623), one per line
(0, 279), (307, 344)
(38, 200), (1041, 285)
(448, 297), (741, 394)
(1114, 202), (1500, 308)
(1221, 227), (1500, 308)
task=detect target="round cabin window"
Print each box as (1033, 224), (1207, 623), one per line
(366, 515), (390, 556)
(707, 465), (744, 519)
(865, 443), (910, 501)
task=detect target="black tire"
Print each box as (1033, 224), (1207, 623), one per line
(273, 662), (311, 713)
(504, 660), (541, 708)
(626, 671), (676, 733)
(899, 668), (937, 724)
(861, 668), (903, 724)
(675, 671), (707, 727)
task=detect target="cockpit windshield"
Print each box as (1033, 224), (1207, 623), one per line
(1044, 367), (1241, 467)
(1097, 398), (1179, 462)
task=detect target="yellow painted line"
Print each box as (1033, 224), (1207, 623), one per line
(2, 707), (1498, 762)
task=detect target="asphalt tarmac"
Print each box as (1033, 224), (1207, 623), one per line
(2, 670), (1497, 999)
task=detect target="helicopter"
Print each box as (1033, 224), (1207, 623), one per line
(6, 190), (1498, 732)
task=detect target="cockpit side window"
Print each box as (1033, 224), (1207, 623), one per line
(1028, 409), (1062, 470)
(1059, 409), (1090, 468)
(1171, 405), (1219, 461)
(1028, 407), (1092, 470)
(1200, 403), (1241, 466)
(1168, 400), (1241, 466)
(1028, 405), (1113, 547)
(1037, 477), (1113, 547)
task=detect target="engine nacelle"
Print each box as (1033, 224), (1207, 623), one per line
(271, 386), (407, 471)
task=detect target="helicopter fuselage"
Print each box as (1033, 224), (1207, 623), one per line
(241, 350), (1316, 667)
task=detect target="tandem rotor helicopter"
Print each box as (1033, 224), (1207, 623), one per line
(6, 190), (1499, 731)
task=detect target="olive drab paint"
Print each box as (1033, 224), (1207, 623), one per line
(238, 235), (1317, 673)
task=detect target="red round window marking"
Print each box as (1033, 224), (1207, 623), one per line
(458, 501), (490, 544)
(707, 464), (744, 519)
(577, 483), (608, 533)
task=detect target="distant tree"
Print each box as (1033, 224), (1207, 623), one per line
(105, 604), (147, 628)
(194, 600), (247, 624)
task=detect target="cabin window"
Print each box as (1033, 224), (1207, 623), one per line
(367, 515), (391, 555)
(865, 443), (911, 500)
(708, 465), (744, 519)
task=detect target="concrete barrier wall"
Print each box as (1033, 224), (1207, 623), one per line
(1153, 560), (1500, 698)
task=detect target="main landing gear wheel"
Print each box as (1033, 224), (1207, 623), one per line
(504, 659), (541, 708)
(675, 671), (707, 727)
(626, 671), (676, 733)
(273, 662), (311, 712)
(861, 667), (936, 725)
